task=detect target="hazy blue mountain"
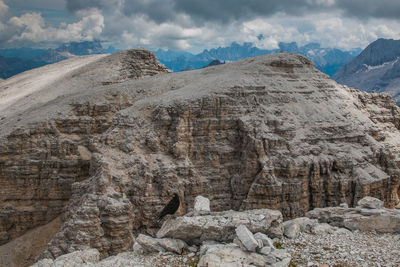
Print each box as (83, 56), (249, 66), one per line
(36, 40), (105, 63)
(157, 42), (361, 76)
(333, 38), (400, 105)
(153, 49), (194, 62)
(0, 48), (46, 59)
(0, 56), (46, 78)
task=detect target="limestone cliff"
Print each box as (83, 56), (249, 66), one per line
(1, 50), (399, 262)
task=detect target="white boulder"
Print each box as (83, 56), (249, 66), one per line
(194, 195), (211, 215)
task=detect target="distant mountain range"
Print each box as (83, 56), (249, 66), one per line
(154, 42), (361, 76)
(0, 40), (360, 79)
(0, 41), (117, 79)
(333, 38), (400, 105)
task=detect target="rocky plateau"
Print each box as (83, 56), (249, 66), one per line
(0, 49), (400, 266)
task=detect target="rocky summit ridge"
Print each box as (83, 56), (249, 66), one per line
(0, 49), (400, 265)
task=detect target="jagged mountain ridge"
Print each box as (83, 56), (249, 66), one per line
(333, 38), (400, 105)
(157, 42), (361, 76)
(0, 50), (399, 263)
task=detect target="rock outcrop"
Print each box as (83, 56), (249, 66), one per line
(156, 209), (283, 243)
(306, 196), (400, 233)
(0, 49), (169, 258)
(1, 50), (400, 261)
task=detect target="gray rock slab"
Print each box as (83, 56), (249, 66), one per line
(157, 209), (283, 244)
(135, 234), (187, 254)
(235, 225), (259, 252)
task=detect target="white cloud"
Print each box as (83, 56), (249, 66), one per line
(0, 1), (104, 46)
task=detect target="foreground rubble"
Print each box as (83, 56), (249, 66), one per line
(31, 196), (400, 267)
(284, 229), (400, 266)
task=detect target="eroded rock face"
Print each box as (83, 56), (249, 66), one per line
(1, 51), (400, 260)
(0, 49), (169, 250)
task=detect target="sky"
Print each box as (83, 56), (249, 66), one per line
(1, 0), (400, 53)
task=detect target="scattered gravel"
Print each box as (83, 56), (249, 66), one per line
(283, 229), (400, 267)
(96, 251), (199, 267)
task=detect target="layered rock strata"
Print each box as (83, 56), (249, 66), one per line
(0, 49), (169, 250)
(1, 50), (400, 260)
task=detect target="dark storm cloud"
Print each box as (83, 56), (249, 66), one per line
(65, 0), (400, 24)
(336, 0), (400, 20)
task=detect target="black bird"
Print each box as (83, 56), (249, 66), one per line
(158, 193), (180, 221)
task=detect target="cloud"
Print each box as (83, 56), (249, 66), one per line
(335, 0), (400, 20)
(2, 0), (400, 52)
(0, 0), (104, 46)
(0, 0), (8, 18)
(5, 0), (66, 10)
(65, 0), (400, 25)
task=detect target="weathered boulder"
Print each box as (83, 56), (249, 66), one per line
(254, 232), (274, 249)
(283, 217), (318, 239)
(135, 234), (165, 253)
(235, 225), (259, 252)
(310, 223), (335, 235)
(135, 234), (187, 254)
(157, 209), (283, 243)
(283, 221), (300, 239)
(194, 195), (211, 215)
(357, 196), (384, 209)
